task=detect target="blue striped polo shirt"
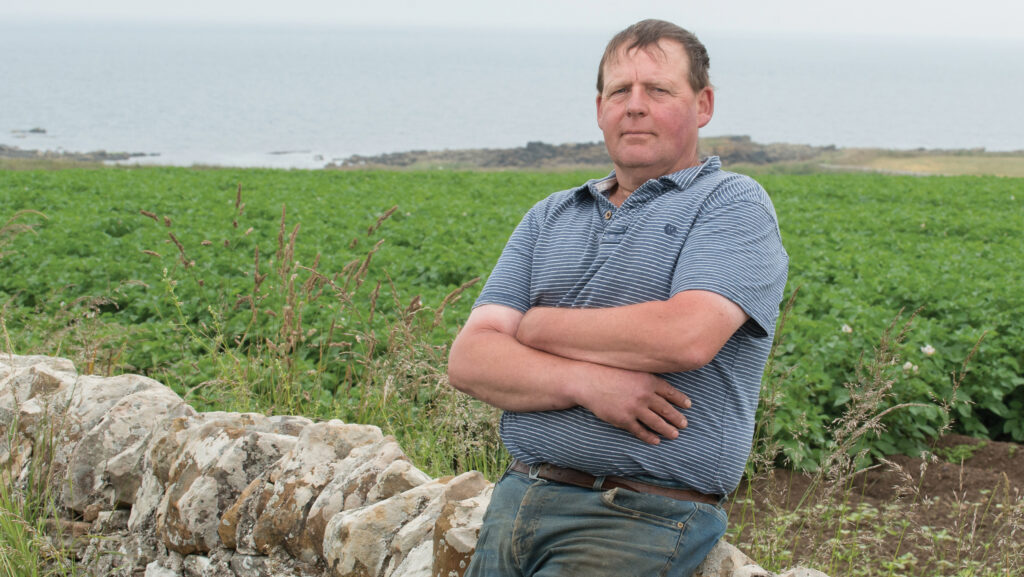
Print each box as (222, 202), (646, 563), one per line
(474, 156), (788, 495)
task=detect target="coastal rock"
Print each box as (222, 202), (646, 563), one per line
(0, 143), (151, 162)
(330, 136), (835, 171)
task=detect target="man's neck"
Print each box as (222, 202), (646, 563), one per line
(612, 157), (703, 204)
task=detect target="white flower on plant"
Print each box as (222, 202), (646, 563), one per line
(921, 344), (936, 356)
(902, 361), (920, 374)
(841, 324), (853, 333)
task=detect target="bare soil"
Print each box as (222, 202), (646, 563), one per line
(732, 434), (1024, 573)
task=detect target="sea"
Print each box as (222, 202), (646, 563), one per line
(2, 20), (1023, 169)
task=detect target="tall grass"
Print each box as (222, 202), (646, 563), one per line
(0, 404), (78, 576)
(136, 189), (508, 479)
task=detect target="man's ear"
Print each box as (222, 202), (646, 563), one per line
(697, 87), (714, 128)
(596, 92), (605, 127)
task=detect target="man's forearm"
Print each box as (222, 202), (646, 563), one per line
(447, 304), (692, 445)
(515, 290), (748, 374)
(448, 322), (585, 413)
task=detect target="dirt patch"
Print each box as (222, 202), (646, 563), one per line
(731, 435), (1024, 574)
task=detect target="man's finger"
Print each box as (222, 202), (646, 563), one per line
(638, 410), (680, 441)
(659, 385), (691, 409)
(651, 399), (687, 429)
(627, 421), (662, 445)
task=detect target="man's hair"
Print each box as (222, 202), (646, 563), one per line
(596, 19), (711, 94)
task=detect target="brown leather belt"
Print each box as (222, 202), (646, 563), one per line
(509, 460), (721, 505)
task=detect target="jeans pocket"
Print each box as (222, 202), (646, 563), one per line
(600, 487), (698, 530)
(696, 501), (729, 527)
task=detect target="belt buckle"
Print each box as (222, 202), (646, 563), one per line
(528, 462), (541, 480)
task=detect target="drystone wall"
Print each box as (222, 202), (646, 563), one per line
(0, 354), (825, 577)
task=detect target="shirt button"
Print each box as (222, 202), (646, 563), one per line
(603, 210), (612, 220)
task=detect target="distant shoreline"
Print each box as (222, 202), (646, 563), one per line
(3, 137), (1023, 176)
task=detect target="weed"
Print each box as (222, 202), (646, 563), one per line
(936, 441), (989, 464)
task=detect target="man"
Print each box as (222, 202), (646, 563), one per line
(448, 19), (788, 577)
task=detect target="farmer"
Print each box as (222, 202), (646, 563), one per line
(448, 19), (788, 576)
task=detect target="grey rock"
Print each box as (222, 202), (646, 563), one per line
(779, 568), (831, 577)
(695, 540), (760, 577)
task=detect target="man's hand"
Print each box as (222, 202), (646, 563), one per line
(573, 369), (691, 445)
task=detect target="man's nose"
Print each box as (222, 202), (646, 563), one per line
(625, 87), (648, 116)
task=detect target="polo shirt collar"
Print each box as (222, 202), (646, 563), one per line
(578, 156), (722, 202)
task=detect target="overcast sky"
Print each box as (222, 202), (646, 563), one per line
(4, 0), (1022, 41)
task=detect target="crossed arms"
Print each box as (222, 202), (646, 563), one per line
(447, 289), (748, 445)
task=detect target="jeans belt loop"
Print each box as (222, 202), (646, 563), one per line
(592, 475), (606, 490)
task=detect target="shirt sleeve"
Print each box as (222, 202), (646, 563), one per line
(671, 197), (789, 338)
(473, 206), (541, 313)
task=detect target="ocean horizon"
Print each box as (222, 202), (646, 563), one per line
(2, 20), (1022, 168)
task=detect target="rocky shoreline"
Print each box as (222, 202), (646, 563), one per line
(331, 136), (837, 169)
(0, 143), (153, 163)
(5, 136), (1021, 175)
(2, 136), (834, 170)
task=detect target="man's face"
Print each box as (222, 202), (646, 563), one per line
(597, 40), (713, 178)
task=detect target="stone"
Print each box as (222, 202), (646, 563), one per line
(0, 356), (78, 488)
(248, 421), (385, 562)
(695, 540), (761, 577)
(0, 355), (799, 577)
(92, 509), (131, 533)
(81, 533), (129, 576)
(155, 419), (298, 555)
(303, 436), (430, 562)
(432, 490), (491, 577)
(182, 554), (211, 577)
(219, 477), (273, 552)
(64, 384), (193, 512)
(732, 564), (774, 577)
(392, 540), (433, 577)
(779, 568), (831, 577)
(145, 560), (181, 577)
(323, 471), (488, 577)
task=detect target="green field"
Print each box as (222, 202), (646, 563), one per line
(1, 167), (1022, 472)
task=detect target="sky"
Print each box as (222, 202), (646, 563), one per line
(3, 0), (1023, 41)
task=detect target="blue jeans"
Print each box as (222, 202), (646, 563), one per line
(465, 467), (727, 577)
